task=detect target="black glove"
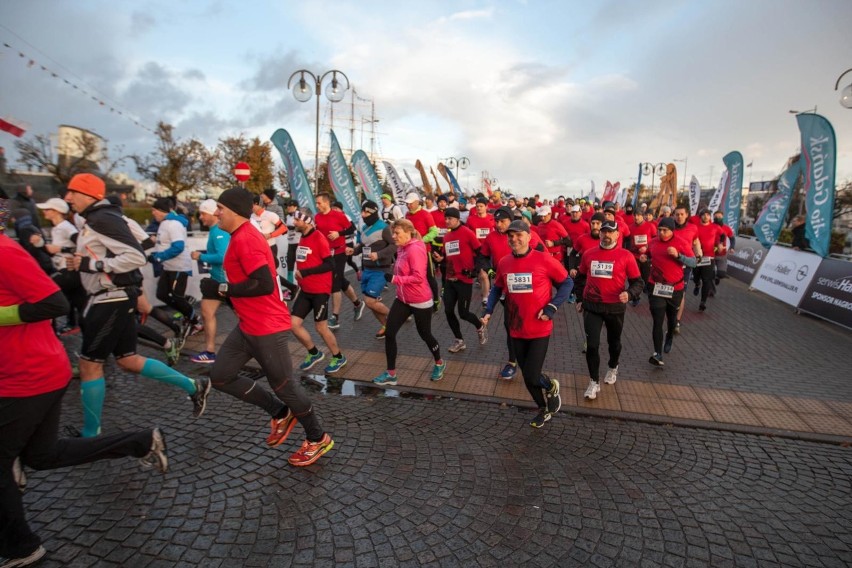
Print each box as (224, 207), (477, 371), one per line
(200, 278), (220, 298)
(383, 272), (394, 283)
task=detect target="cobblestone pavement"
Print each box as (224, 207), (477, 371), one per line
(19, 358), (852, 567)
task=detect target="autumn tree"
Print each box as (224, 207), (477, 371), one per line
(14, 129), (126, 185)
(211, 135), (275, 194)
(133, 122), (214, 200)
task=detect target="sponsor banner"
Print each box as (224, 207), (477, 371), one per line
(351, 150), (383, 205)
(688, 175), (701, 216)
(723, 151), (744, 234)
(270, 128), (316, 214)
(751, 245), (821, 306)
(797, 257), (852, 330)
(796, 113), (837, 258)
(754, 159), (801, 248)
(726, 236), (768, 285)
(327, 130), (361, 224)
(383, 161), (406, 204)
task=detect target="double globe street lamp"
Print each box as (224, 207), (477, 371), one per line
(445, 156), (469, 192)
(288, 69), (350, 192)
(640, 162), (666, 202)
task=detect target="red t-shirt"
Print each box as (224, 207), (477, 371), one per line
(496, 249), (568, 339)
(224, 222), (291, 335)
(629, 221), (658, 258)
(560, 217), (590, 244)
(481, 230), (545, 265)
(534, 219), (569, 261)
(406, 207), (436, 237)
(573, 233), (600, 256)
(581, 209), (595, 223)
(674, 222), (699, 251)
(442, 225), (481, 283)
(716, 223), (735, 255)
(295, 228), (332, 294)
(647, 236), (695, 290)
(315, 209), (352, 254)
(695, 222), (726, 258)
(0, 235), (71, 396)
(579, 246), (641, 304)
(466, 213), (495, 243)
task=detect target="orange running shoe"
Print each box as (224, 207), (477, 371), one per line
(288, 433), (334, 466)
(266, 411), (297, 447)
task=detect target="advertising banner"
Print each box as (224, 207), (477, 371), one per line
(351, 150), (383, 205)
(797, 257), (852, 330)
(751, 246), (822, 307)
(726, 236), (768, 285)
(723, 151), (744, 234)
(796, 113), (837, 258)
(754, 159), (801, 248)
(327, 130), (361, 224)
(270, 129), (316, 214)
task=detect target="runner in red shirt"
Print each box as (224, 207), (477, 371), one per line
(603, 205), (629, 247)
(431, 195), (449, 286)
(672, 205), (703, 332)
(533, 205), (570, 266)
(574, 219), (644, 401)
(692, 208), (726, 312)
(628, 212), (658, 306)
(467, 197), (496, 304)
(482, 220), (573, 428)
(433, 207), (487, 353)
(646, 216), (696, 366)
(205, 187), (333, 467)
(712, 210), (736, 283)
(290, 210), (348, 375)
(314, 192), (363, 330)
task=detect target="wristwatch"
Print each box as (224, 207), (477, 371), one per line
(94, 260), (105, 272)
(218, 282), (229, 296)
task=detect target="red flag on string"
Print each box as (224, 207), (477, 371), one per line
(0, 117), (26, 137)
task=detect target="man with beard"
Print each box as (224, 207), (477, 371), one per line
(692, 208), (727, 312)
(574, 220), (643, 400)
(628, 209), (658, 306)
(348, 200), (396, 339)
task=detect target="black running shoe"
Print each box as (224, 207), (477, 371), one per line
(649, 353), (665, 367)
(544, 374), (561, 415)
(530, 409), (551, 428)
(664, 333), (673, 354)
(190, 377), (211, 418)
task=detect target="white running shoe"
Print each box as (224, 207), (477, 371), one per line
(604, 366), (619, 385)
(448, 338), (466, 353)
(584, 380), (600, 400)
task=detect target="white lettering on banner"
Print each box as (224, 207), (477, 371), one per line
(809, 135), (831, 207)
(728, 260), (755, 274)
(811, 291), (852, 311)
(507, 273), (533, 293)
(758, 273), (799, 292)
(591, 261), (614, 279)
(816, 277), (852, 292)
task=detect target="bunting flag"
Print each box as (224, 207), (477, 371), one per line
(383, 161), (407, 204)
(754, 157), (802, 248)
(2, 41), (154, 134)
(430, 166), (443, 195)
(602, 181), (616, 203)
(327, 130), (361, 223)
(587, 181), (596, 203)
(444, 166), (463, 195)
(688, 175), (702, 215)
(483, 177), (493, 197)
(437, 163), (454, 194)
(351, 150), (383, 205)
(0, 116), (26, 137)
(414, 160), (435, 196)
(270, 128), (316, 214)
(722, 151), (744, 234)
(708, 170), (728, 213)
(796, 113), (836, 258)
(632, 164), (643, 209)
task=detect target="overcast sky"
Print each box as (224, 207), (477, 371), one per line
(1, 0), (850, 199)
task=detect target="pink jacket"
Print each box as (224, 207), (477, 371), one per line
(393, 239), (433, 305)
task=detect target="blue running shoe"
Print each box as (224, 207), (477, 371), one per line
(499, 362), (517, 380)
(372, 371), (397, 386)
(299, 351), (325, 371)
(324, 355), (348, 374)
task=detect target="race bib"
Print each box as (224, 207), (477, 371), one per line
(445, 240), (461, 256)
(507, 272), (533, 293)
(697, 256), (713, 267)
(652, 283), (674, 298)
(361, 246), (372, 261)
(296, 246), (310, 262)
(633, 234), (648, 246)
(438, 228), (448, 237)
(476, 228), (490, 239)
(590, 261), (614, 279)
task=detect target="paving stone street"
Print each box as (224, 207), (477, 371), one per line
(16, 273), (852, 567)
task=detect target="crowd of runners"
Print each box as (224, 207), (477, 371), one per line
(1, 179), (736, 566)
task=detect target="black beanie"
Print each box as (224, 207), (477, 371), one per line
(658, 217), (677, 231)
(218, 187), (253, 219)
(152, 197), (172, 213)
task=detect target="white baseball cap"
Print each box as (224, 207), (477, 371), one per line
(36, 197), (69, 214)
(198, 199), (218, 215)
(404, 192), (420, 204)
(536, 205), (552, 216)
(571, 204), (581, 212)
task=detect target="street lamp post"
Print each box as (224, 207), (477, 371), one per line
(835, 68), (852, 109)
(640, 162), (666, 202)
(287, 69), (350, 193)
(788, 106), (817, 114)
(445, 156), (469, 192)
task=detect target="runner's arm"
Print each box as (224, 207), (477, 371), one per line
(227, 266), (274, 297)
(299, 255), (333, 276)
(0, 291), (69, 326)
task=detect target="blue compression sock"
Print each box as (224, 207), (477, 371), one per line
(80, 378), (105, 437)
(141, 358), (196, 394)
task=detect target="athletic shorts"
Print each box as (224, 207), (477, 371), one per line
(361, 268), (388, 299)
(290, 291), (330, 322)
(200, 278), (227, 302)
(80, 298), (137, 363)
